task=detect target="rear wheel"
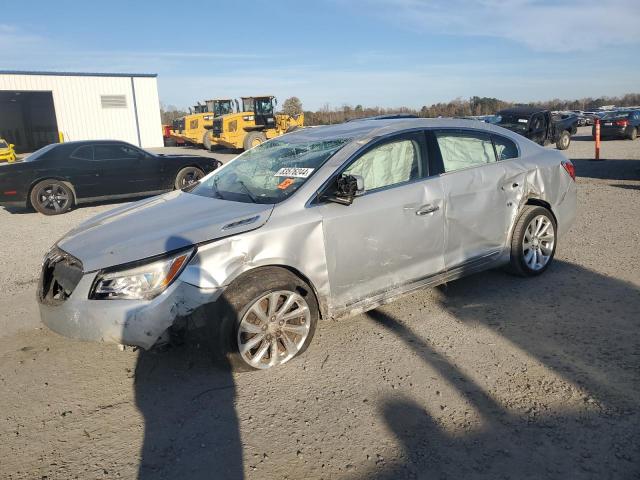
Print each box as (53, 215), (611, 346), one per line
(556, 130), (571, 150)
(174, 166), (204, 189)
(243, 131), (266, 151)
(210, 267), (319, 372)
(507, 205), (557, 277)
(30, 180), (74, 215)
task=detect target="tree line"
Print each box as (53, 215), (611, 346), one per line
(161, 93), (640, 126)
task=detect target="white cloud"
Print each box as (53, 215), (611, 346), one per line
(365, 0), (640, 52)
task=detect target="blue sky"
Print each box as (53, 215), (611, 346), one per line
(3, 0), (639, 110)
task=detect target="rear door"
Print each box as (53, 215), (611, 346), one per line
(529, 113), (547, 144)
(430, 129), (518, 270)
(319, 132), (445, 309)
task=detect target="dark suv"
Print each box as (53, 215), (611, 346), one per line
(592, 110), (640, 140)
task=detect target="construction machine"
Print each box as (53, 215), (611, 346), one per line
(170, 99), (236, 149)
(208, 96), (304, 151)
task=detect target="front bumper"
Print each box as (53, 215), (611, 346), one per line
(38, 272), (223, 349)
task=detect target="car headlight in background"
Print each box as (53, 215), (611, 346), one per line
(90, 248), (194, 300)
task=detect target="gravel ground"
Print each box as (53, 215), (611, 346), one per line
(1, 128), (639, 479)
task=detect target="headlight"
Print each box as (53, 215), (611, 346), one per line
(90, 248), (194, 300)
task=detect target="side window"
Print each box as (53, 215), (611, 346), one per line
(94, 144), (140, 160)
(70, 145), (93, 160)
(434, 131), (495, 173)
(492, 135), (519, 160)
(344, 139), (421, 191)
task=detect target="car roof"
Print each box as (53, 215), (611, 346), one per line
(281, 117), (515, 144)
(497, 106), (547, 116)
(53, 140), (135, 148)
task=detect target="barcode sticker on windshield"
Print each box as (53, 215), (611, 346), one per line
(274, 167), (314, 178)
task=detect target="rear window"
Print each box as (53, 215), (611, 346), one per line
(492, 135), (519, 160)
(23, 143), (58, 162)
(435, 130), (496, 173)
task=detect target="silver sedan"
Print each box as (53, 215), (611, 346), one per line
(38, 118), (577, 371)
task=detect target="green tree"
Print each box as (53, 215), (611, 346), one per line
(282, 97), (303, 116)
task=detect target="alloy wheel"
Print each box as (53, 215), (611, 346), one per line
(36, 184), (70, 213)
(180, 168), (204, 188)
(522, 214), (555, 271)
(237, 290), (311, 369)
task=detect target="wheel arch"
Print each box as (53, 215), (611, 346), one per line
(226, 264), (327, 320)
(27, 177), (76, 209)
(524, 197), (557, 224)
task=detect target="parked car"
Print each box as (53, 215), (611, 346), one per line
(38, 119), (577, 371)
(0, 138), (16, 163)
(592, 110), (640, 140)
(496, 107), (579, 150)
(0, 140), (222, 215)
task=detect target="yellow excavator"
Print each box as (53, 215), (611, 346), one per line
(171, 99), (236, 149)
(207, 96), (304, 151)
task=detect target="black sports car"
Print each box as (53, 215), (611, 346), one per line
(0, 140), (222, 215)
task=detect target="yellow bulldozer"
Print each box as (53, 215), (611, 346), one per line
(171, 98), (236, 149)
(207, 96), (304, 151)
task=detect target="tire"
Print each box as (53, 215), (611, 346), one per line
(30, 180), (74, 215)
(163, 137), (177, 147)
(506, 205), (557, 277)
(629, 128), (637, 141)
(243, 131), (266, 151)
(209, 267), (319, 372)
(174, 166), (205, 190)
(556, 130), (571, 150)
(203, 131), (212, 150)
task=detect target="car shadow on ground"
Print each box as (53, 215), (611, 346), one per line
(572, 158), (640, 181)
(347, 261), (639, 479)
(134, 342), (243, 480)
(134, 236), (244, 479)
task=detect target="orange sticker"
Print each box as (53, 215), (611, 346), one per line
(277, 178), (295, 190)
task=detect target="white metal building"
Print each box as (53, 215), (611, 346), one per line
(0, 71), (163, 152)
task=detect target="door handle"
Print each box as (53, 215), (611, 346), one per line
(416, 204), (439, 216)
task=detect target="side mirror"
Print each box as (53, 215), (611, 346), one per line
(9, 144), (15, 149)
(326, 174), (365, 205)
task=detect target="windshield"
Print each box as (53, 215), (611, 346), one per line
(23, 143), (57, 162)
(242, 98), (254, 112)
(190, 137), (351, 204)
(0, 140), (7, 148)
(498, 114), (529, 132)
(214, 101), (234, 116)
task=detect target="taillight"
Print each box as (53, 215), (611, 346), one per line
(614, 119), (629, 127)
(561, 160), (576, 181)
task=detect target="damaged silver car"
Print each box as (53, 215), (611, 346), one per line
(38, 118), (577, 370)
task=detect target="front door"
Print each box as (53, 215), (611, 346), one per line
(93, 143), (147, 195)
(319, 133), (445, 310)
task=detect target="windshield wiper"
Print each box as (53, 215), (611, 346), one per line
(236, 180), (259, 203)
(212, 176), (225, 200)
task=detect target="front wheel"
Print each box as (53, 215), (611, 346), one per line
(210, 267), (319, 372)
(507, 205), (557, 277)
(30, 180), (74, 215)
(203, 131), (213, 150)
(174, 166), (204, 189)
(556, 130), (571, 150)
(629, 128), (638, 141)
(243, 131), (266, 151)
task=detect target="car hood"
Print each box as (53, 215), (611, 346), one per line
(58, 190), (274, 272)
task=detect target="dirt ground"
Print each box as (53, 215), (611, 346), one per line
(1, 128), (639, 479)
